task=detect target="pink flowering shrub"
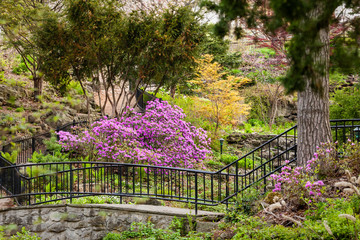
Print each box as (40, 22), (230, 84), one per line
(270, 140), (360, 207)
(58, 99), (211, 169)
(270, 147), (327, 206)
(342, 139), (360, 173)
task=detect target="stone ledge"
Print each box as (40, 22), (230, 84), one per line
(0, 203), (224, 218)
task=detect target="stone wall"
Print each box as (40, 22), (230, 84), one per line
(0, 204), (223, 240)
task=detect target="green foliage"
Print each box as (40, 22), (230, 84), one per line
(28, 150), (70, 163)
(225, 188), (261, 220)
(15, 107), (24, 112)
(303, 197), (360, 239)
(12, 55), (30, 75)
(1, 151), (18, 164)
(222, 196), (360, 239)
(200, 25), (242, 69)
(43, 134), (62, 153)
(10, 227), (41, 240)
(238, 119), (294, 135)
(66, 81), (84, 96)
(0, 71), (5, 81)
(1, 143), (19, 163)
(71, 196), (121, 205)
(103, 221), (210, 240)
(330, 71), (347, 86)
(256, 47), (276, 58)
(330, 88), (360, 119)
(220, 153), (238, 165)
(0, 76), (27, 88)
(35, 0), (205, 107)
(0, 113), (32, 137)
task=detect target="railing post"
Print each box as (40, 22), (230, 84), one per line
(31, 137), (35, 154)
(195, 172), (198, 215)
(119, 165), (122, 204)
(263, 167), (267, 193)
(70, 163), (73, 204)
(56, 126), (60, 141)
(235, 162), (238, 193)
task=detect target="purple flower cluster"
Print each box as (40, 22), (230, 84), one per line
(270, 151), (325, 201)
(305, 180), (324, 197)
(58, 99), (211, 169)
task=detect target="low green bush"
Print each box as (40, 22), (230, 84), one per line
(12, 55), (30, 75)
(66, 81), (84, 95)
(225, 196), (360, 239)
(103, 221), (210, 240)
(15, 107), (24, 112)
(28, 150), (70, 163)
(43, 134), (62, 153)
(330, 87), (360, 119)
(1, 227), (41, 240)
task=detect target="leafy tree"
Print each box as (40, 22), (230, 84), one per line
(189, 54), (250, 135)
(0, 0), (62, 98)
(35, 0), (205, 118)
(200, 25), (242, 70)
(203, 0), (360, 165)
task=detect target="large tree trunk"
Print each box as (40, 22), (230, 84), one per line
(297, 10), (332, 166)
(33, 77), (42, 99)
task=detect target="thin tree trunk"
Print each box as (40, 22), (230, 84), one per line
(170, 84), (176, 98)
(33, 76), (42, 99)
(297, 8), (332, 167)
(78, 77), (91, 122)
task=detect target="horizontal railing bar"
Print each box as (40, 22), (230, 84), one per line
(330, 119), (360, 122)
(330, 125), (360, 128)
(4, 162), (214, 174)
(216, 125), (297, 173)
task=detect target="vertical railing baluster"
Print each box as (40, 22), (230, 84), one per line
(235, 161), (238, 193)
(119, 165), (122, 204)
(70, 163), (73, 203)
(195, 172), (198, 215)
(203, 173), (206, 203)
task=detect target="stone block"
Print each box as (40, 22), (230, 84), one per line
(48, 223), (66, 233)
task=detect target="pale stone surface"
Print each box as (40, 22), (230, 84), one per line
(0, 204), (223, 239)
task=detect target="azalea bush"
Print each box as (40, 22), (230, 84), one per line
(58, 99), (211, 169)
(270, 140), (360, 207)
(270, 147), (328, 207)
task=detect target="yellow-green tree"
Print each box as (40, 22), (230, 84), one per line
(189, 54), (251, 135)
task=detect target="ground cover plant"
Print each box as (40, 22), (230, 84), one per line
(103, 220), (211, 240)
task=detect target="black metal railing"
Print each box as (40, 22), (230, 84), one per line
(136, 88), (161, 111)
(1, 120), (88, 165)
(0, 119), (359, 213)
(330, 119), (360, 143)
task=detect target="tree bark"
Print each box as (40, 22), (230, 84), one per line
(297, 9), (332, 166)
(33, 77), (43, 99)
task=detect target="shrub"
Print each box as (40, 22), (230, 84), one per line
(10, 227), (41, 240)
(66, 81), (84, 95)
(330, 88), (360, 119)
(15, 107), (24, 112)
(225, 188), (261, 219)
(103, 221), (210, 240)
(12, 55), (30, 75)
(1, 143), (19, 163)
(58, 100), (211, 168)
(270, 154), (326, 207)
(28, 151), (70, 163)
(43, 134), (62, 153)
